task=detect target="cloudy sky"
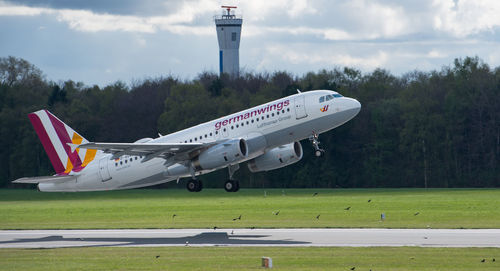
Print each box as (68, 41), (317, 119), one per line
(1, 0), (500, 86)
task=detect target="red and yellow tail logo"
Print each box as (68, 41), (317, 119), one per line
(320, 105), (329, 112)
(29, 110), (99, 175)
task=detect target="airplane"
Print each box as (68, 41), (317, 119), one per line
(13, 90), (361, 192)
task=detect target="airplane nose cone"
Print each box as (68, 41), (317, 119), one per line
(346, 98), (361, 118)
(352, 99), (361, 115)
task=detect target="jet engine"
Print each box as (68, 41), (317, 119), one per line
(247, 142), (303, 172)
(193, 138), (248, 170)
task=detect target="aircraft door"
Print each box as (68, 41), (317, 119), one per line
(294, 96), (308, 119)
(98, 158), (112, 182)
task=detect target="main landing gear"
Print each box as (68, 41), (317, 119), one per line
(309, 131), (325, 157)
(187, 179), (203, 192)
(225, 164), (240, 192)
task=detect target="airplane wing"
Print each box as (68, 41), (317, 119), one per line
(13, 175), (76, 184)
(72, 142), (216, 162)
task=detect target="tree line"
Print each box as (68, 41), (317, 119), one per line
(0, 56), (498, 189)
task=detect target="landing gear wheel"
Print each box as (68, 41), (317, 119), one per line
(195, 180), (203, 192)
(224, 180), (240, 192)
(187, 179), (203, 192)
(315, 150), (324, 157)
(234, 181), (240, 192)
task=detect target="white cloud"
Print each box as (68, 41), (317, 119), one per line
(239, 0), (317, 21)
(56, 9), (155, 33)
(244, 25), (352, 40)
(432, 0), (500, 37)
(0, 3), (50, 16)
(0, 0), (217, 35)
(260, 44), (389, 71)
(341, 0), (411, 38)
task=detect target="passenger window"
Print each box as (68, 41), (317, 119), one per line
(319, 96), (325, 103)
(326, 95), (333, 101)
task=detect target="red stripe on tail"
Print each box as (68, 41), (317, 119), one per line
(45, 110), (83, 168)
(28, 113), (66, 174)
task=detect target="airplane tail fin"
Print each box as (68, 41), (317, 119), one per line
(28, 110), (99, 175)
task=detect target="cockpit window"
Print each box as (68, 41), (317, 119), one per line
(333, 93), (343, 98)
(326, 95), (333, 101)
(319, 96), (325, 103)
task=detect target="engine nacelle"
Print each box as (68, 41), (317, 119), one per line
(193, 138), (248, 170)
(247, 142), (303, 173)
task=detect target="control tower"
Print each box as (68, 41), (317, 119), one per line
(215, 6), (242, 77)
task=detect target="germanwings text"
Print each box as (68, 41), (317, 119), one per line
(215, 100), (290, 130)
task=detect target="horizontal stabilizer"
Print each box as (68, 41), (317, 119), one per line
(12, 175), (76, 184)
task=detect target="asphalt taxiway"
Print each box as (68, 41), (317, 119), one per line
(1, 229), (499, 248)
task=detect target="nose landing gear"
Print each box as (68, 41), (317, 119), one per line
(309, 132), (325, 157)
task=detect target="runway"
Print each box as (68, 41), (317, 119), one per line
(1, 229), (500, 248)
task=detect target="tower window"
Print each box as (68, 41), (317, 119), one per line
(232, 32), (237, 41)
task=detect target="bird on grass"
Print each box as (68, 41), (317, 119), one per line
(414, 212), (420, 216)
(172, 214), (177, 218)
(316, 214), (321, 220)
(350, 267), (355, 270)
(313, 192), (318, 196)
(345, 207), (351, 211)
(481, 259), (485, 262)
(232, 215), (242, 221)
(493, 258), (496, 262)
(156, 255), (160, 259)
(213, 226), (218, 230)
(250, 226), (255, 230)
(274, 210), (280, 216)
(368, 199), (371, 202)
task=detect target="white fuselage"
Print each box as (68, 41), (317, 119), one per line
(38, 90), (361, 192)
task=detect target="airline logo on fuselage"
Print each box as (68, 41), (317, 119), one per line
(320, 105), (329, 112)
(215, 100), (290, 130)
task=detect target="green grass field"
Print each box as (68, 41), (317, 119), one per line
(1, 247), (499, 271)
(1, 188), (499, 229)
